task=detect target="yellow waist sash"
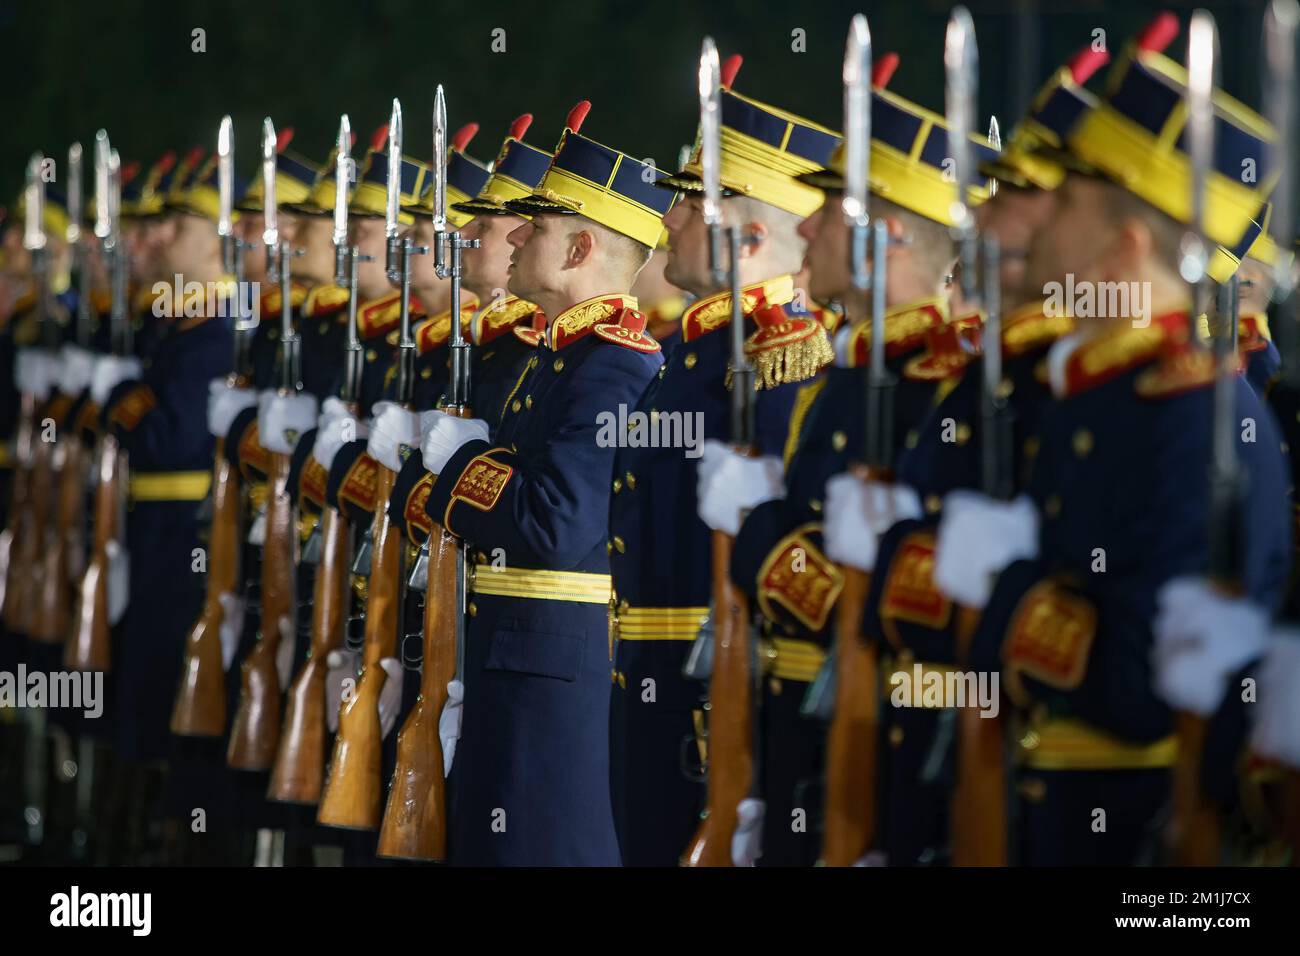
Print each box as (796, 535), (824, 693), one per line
(471, 562), (611, 605)
(129, 470), (212, 501)
(764, 637), (825, 683)
(1018, 717), (1177, 771)
(612, 605), (709, 641)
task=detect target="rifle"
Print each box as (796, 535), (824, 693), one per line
(817, 15), (888, 867)
(228, 117), (304, 770)
(378, 85), (479, 859)
(173, 116), (252, 735)
(682, 39), (759, 866)
(1263, 0), (1300, 863)
(33, 142), (87, 645)
(270, 114), (362, 803)
(3, 153), (54, 638)
(67, 134), (126, 672)
(319, 99), (422, 829)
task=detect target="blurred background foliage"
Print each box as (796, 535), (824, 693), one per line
(0, 0), (1285, 207)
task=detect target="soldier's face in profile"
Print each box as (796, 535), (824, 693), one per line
(798, 195), (851, 305)
(163, 213), (219, 277)
(0, 225), (30, 276)
(350, 216), (392, 298)
(409, 220), (450, 314)
(1023, 174), (1111, 296)
(975, 184), (1058, 309)
(461, 214), (518, 303)
(505, 214), (565, 303)
(661, 195), (712, 296)
(293, 215), (337, 287)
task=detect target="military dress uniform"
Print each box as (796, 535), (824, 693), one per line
(421, 113), (676, 865)
(607, 80), (839, 866)
(714, 79), (998, 866)
(964, 41), (1291, 866)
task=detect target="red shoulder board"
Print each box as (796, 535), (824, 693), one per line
(593, 308), (661, 354)
(303, 284), (350, 319)
(403, 472), (435, 537)
(357, 291), (403, 341)
(473, 296), (534, 347)
(261, 280), (309, 320)
(338, 453), (380, 512)
(903, 321), (980, 381)
(1134, 344), (1225, 401)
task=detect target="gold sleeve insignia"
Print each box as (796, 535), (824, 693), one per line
(450, 454), (514, 514)
(1002, 580), (1097, 701)
(756, 526), (844, 633)
(404, 472), (435, 535)
(879, 530), (952, 649)
(107, 384), (157, 432)
(339, 454), (380, 511)
(300, 457), (329, 507)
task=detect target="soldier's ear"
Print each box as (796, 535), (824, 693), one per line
(739, 220), (768, 257)
(1106, 216), (1155, 282)
(568, 228), (595, 267)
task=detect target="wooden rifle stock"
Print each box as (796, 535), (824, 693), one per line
(0, 394), (36, 626)
(950, 605), (1007, 865)
(33, 423), (88, 644)
(65, 433), (124, 672)
(268, 504), (351, 803)
(228, 450), (295, 769)
(377, 507), (463, 859)
(318, 462), (401, 829)
(171, 438), (241, 736)
(8, 401), (52, 636)
(820, 565), (879, 866)
(682, 529), (753, 866)
(1171, 711), (1220, 865)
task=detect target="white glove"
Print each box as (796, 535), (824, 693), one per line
(696, 439), (784, 536)
(367, 401), (422, 473)
(247, 506), (267, 545)
(325, 648), (362, 733)
(15, 348), (56, 400)
(312, 412), (366, 472)
(207, 379), (258, 439)
(824, 474), (922, 572)
(439, 679), (465, 778)
(217, 591), (245, 671)
(90, 355), (143, 406)
(106, 538), (129, 625)
(319, 396), (353, 426)
(377, 657), (405, 739)
(933, 491), (1039, 609)
(731, 797), (765, 866)
(257, 390), (319, 454)
(57, 344), (96, 397)
(1152, 577), (1271, 717)
(420, 410), (490, 475)
(275, 614), (296, 690)
(1252, 629), (1300, 767)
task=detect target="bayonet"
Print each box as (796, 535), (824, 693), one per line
(844, 15), (872, 293)
(945, 6), (979, 304)
(433, 87), (449, 277)
(334, 113), (352, 282)
(987, 115), (1001, 197)
(699, 38), (724, 287)
(262, 117), (279, 281)
(69, 142), (92, 347)
(218, 116), (234, 271)
(386, 98), (403, 282)
(1265, 0), (1299, 384)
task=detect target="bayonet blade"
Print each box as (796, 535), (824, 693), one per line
(987, 115), (1001, 197)
(334, 113), (352, 249)
(66, 143), (82, 244)
(1184, 10), (1217, 288)
(698, 37), (722, 229)
(386, 98), (402, 243)
(24, 153), (46, 252)
(433, 86), (448, 237)
(1264, 0), (1298, 298)
(843, 15), (871, 231)
(944, 7), (978, 235)
(94, 131), (111, 243)
(262, 117), (278, 248)
(218, 115), (234, 240)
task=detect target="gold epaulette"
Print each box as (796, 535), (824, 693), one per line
(1001, 303), (1074, 358)
(1057, 311), (1190, 397)
(356, 291), (403, 340)
(743, 303), (833, 389)
(593, 308), (661, 354)
(681, 274), (794, 343)
(549, 294), (638, 350)
(415, 295), (480, 354)
(842, 296), (948, 366)
(261, 280), (309, 319)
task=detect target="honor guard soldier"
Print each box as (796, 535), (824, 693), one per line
(607, 56), (841, 867)
(418, 102), (676, 865)
(695, 54), (998, 866)
(944, 19), (1290, 865)
(832, 37), (1114, 867)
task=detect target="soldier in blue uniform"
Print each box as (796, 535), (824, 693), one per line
(607, 64), (840, 867)
(695, 62), (998, 866)
(418, 103), (676, 865)
(937, 36), (1291, 865)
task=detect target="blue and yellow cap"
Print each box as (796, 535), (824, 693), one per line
(1065, 15), (1277, 249)
(170, 155), (251, 223)
(402, 122), (490, 229)
(660, 55), (841, 218)
(503, 102), (677, 248)
(452, 114), (554, 220)
(164, 147), (208, 208)
(235, 128), (321, 213)
(982, 46), (1111, 190)
(349, 138), (430, 224)
(1209, 202), (1296, 281)
(121, 150), (178, 218)
(289, 124), (387, 217)
(797, 57), (999, 227)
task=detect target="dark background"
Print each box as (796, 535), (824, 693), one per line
(0, 0), (1286, 208)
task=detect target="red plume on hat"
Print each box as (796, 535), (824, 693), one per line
(1066, 46), (1111, 85)
(1136, 11), (1180, 53)
(452, 123), (479, 153)
(369, 124), (390, 152)
(873, 52), (900, 88)
(565, 101), (592, 133)
(155, 150), (178, 176)
(121, 160), (141, 186)
(721, 54), (743, 90)
(276, 127), (295, 153)
(509, 114), (533, 142)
